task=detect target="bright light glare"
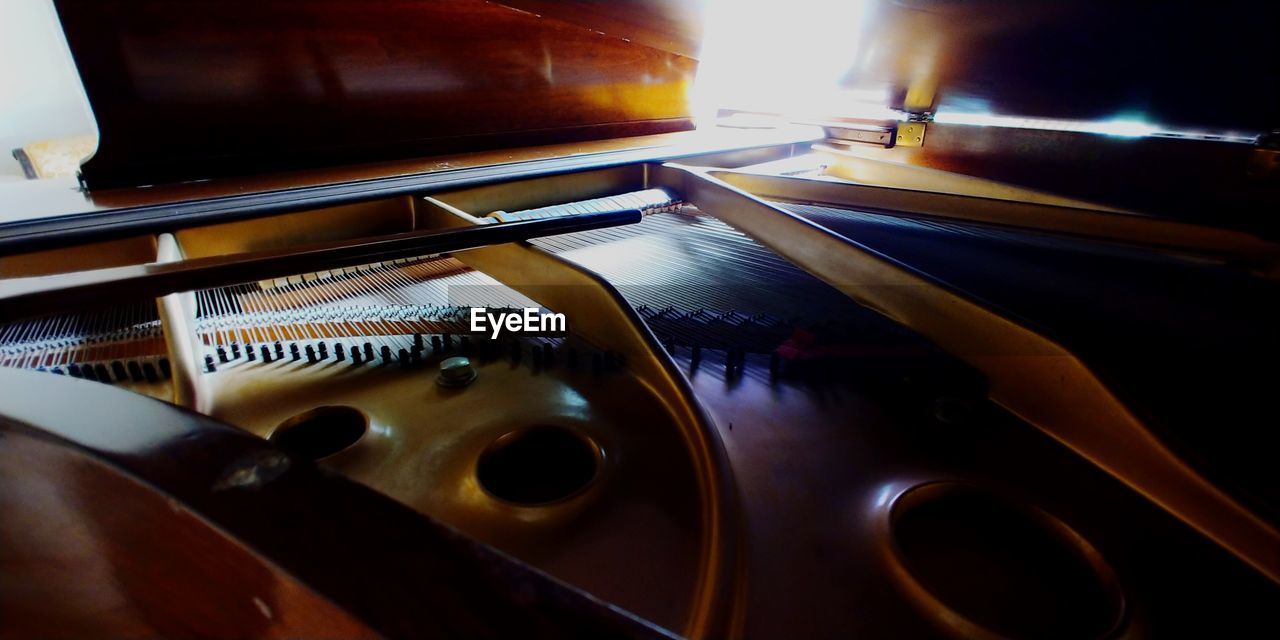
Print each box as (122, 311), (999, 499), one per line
(691, 1), (1257, 143)
(932, 111), (1257, 142)
(932, 112), (1156, 138)
(692, 0), (881, 126)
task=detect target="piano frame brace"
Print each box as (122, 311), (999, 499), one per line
(0, 208), (642, 324)
(649, 162), (1280, 584)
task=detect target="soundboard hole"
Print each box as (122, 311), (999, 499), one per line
(477, 426), (601, 505)
(270, 406), (367, 461)
(891, 484), (1124, 639)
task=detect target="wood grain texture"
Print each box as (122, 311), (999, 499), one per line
(0, 431), (379, 639)
(53, 0), (697, 189)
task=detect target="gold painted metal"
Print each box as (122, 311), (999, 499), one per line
(649, 162), (1280, 583)
(418, 190), (744, 640)
(0, 234), (157, 278)
(204, 349), (708, 634)
(422, 166), (647, 219)
(895, 122), (927, 148)
(154, 234), (202, 410)
(880, 482), (1127, 640)
(0, 234), (171, 401)
(474, 424), (603, 505)
(814, 144), (1129, 211)
(723, 158), (1280, 271)
(174, 197), (417, 259)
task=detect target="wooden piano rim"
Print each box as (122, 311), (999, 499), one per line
(0, 366), (679, 639)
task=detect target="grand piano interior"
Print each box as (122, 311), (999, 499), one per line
(1, 1), (1278, 638)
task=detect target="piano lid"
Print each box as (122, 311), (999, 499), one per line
(53, 0), (700, 190)
(691, 0), (1278, 135)
(852, 0), (1280, 132)
(54, 1), (1278, 190)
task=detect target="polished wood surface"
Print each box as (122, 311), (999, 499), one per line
(0, 367), (676, 639)
(831, 1), (1279, 129)
(498, 1), (706, 58)
(853, 124), (1280, 237)
(53, 0), (697, 189)
(0, 429), (379, 639)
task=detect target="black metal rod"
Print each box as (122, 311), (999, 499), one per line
(0, 208), (641, 323)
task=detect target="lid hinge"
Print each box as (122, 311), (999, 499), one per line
(814, 115), (930, 150)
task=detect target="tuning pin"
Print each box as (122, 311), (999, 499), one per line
(398, 348), (411, 368)
(246, 344), (256, 360)
(414, 334), (424, 349)
(274, 341), (284, 358)
(205, 355), (217, 372)
(318, 342), (328, 358)
(380, 345), (392, 364)
(82, 364), (98, 381)
(431, 335), (442, 354)
(68, 363), (83, 378)
(94, 363), (112, 382)
(230, 343), (241, 359)
(290, 343), (301, 361)
(217, 346), (229, 363)
(111, 361), (128, 381)
(334, 343), (346, 361)
(443, 333), (454, 352)
(460, 336), (472, 355)
(305, 345), (318, 363)
(159, 357), (172, 379)
(352, 349), (364, 365)
(128, 360), (145, 381)
(143, 362), (159, 383)
(363, 342), (375, 360)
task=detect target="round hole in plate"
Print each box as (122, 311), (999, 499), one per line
(477, 425), (602, 506)
(270, 406), (367, 461)
(890, 483), (1124, 640)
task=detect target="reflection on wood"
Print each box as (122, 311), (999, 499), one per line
(54, 0), (697, 188)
